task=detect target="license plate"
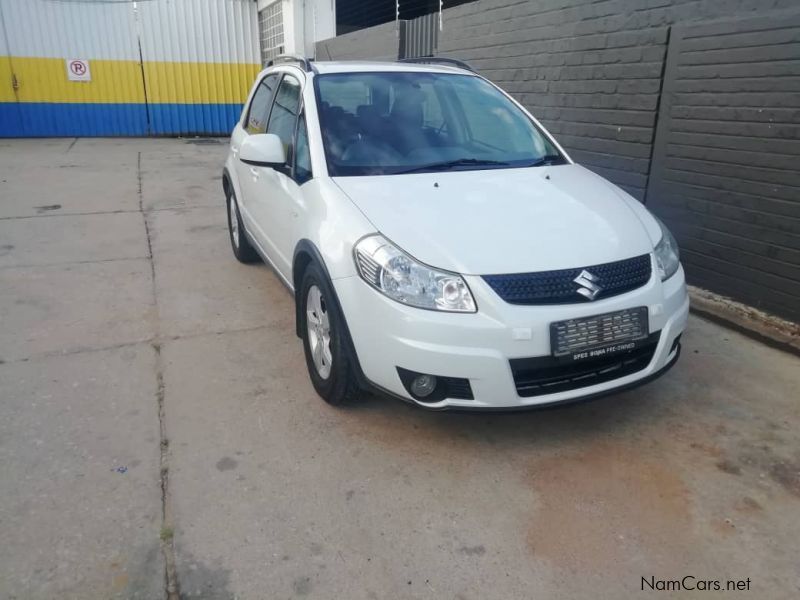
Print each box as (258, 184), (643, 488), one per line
(550, 307), (649, 363)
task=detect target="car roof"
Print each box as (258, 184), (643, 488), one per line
(272, 60), (476, 76)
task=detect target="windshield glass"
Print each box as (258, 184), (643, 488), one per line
(315, 72), (564, 176)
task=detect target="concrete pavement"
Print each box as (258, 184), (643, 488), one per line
(1, 138), (799, 599)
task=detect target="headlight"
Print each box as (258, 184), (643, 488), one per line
(354, 235), (476, 312)
(653, 217), (680, 281)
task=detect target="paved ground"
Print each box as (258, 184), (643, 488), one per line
(1, 138), (799, 600)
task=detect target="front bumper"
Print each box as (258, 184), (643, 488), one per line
(333, 260), (689, 409)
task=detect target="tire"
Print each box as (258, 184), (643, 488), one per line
(226, 188), (260, 264)
(299, 263), (361, 406)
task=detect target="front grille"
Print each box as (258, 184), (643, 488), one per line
(510, 332), (660, 397)
(483, 254), (652, 305)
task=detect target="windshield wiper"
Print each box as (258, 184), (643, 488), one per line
(526, 154), (566, 167)
(395, 158), (510, 174)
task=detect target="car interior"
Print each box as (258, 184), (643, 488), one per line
(316, 72), (551, 173)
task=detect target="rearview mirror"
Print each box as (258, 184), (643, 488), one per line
(239, 133), (286, 168)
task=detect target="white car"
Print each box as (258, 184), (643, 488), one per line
(222, 56), (689, 410)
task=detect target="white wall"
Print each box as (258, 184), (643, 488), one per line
(303, 0), (336, 58)
(256, 0), (335, 59)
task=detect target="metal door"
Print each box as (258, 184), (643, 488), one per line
(135, 0), (260, 136)
(0, 0), (259, 137)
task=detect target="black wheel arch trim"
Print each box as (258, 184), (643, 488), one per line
(223, 169), (264, 260)
(293, 239), (334, 338)
(292, 239), (371, 391)
(222, 167), (233, 198)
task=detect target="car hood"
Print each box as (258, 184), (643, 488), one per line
(333, 164), (656, 275)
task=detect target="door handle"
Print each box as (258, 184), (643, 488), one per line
(231, 146), (239, 155)
(249, 167), (259, 180)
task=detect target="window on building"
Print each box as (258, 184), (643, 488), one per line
(259, 2), (285, 64)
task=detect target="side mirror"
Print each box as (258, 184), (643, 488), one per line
(239, 133), (286, 168)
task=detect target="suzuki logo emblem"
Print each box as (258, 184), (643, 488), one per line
(574, 270), (602, 300)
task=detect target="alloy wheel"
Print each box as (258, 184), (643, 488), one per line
(306, 285), (333, 379)
(229, 197), (239, 248)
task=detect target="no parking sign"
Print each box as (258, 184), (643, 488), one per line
(66, 59), (91, 82)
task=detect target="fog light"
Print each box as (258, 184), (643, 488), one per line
(410, 374), (437, 398)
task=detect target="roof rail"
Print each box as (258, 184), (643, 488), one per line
(398, 57), (475, 73)
(266, 54), (314, 73)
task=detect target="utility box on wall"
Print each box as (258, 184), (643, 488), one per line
(0, 0), (261, 137)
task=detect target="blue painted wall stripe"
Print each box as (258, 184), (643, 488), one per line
(0, 103), (244, 137)
(148, 103), (243, 137)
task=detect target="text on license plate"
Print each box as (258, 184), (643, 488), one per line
(550, 306), (649, 363)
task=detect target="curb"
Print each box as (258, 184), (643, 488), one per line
(688, 286), (800, 357)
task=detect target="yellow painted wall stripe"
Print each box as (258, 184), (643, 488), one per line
(0, 56), (260, 104)
(142, 61), (260, 104)
(0, 59), (14, 102)
(2, 57), (145, 103)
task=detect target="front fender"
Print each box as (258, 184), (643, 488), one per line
(292, 177), (376, 280)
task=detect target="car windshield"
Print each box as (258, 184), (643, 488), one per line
(315, 71), (565, 176)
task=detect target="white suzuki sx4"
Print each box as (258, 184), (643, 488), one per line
(222, 57), (688, 410)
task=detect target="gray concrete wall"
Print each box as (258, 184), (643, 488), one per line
(643, 12), (800, 321)
(316, 20), (399, 61)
